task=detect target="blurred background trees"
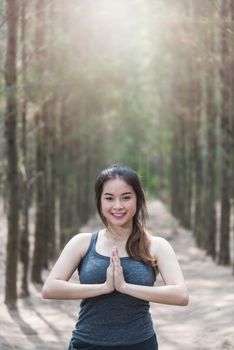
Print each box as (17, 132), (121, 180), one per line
(1, 0), (233, 307)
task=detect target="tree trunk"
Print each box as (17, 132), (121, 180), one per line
(205, 4), (217, 260)
(46, 1), (58, 260)
(180, 116), (193, 230)
(4, 0), (19, 308)
(170, 131), (180, 219)
(58, 98), (72, 248)
(191, 71), (204, 247)
(218, 0), (232, 265)
(190, 2), (205, 248)
(31, 110), (45, 283)
(170, 78), (188, 224)
(19, 0), (30, 296)
(42, 102), (49, 268)
(31, 0), (47, 282)
(47, 98), (57, 259)
(230, 0), (234, 275)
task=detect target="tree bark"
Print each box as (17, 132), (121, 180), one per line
(230, 0), (234, 275)
(4, 0), (19, 308)
(218, 0), (232, 265)
(31, 110), (45, 283)
(190, 2), (205, 248)
(19, 0), (30, 297)
(31, 0), (47, 282)
(205, 3), (217, 260)
(47, 1), (58, 260)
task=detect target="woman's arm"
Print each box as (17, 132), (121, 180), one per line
(42, 233), (114, 300)
(113, 237), (189, 306)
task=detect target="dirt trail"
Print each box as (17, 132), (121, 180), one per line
(0, 200), (234, 350)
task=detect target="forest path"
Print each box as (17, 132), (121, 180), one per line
(0, 200), (234, 350)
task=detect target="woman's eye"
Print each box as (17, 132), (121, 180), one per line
(123, 196), (131, 200)
(105, 197), (113, 201)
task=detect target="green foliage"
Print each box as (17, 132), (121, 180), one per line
(1, 0), (234, 241)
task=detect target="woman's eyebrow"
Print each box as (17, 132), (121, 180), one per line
(103, 192), (132, 196)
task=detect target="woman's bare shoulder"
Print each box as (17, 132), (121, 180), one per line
(149, 234), (173, 256)
(68, 232), (93, 258)
(150, 235), (169, 244)
(72, 232), (93, 240)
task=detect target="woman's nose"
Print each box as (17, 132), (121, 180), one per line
(113, 199), (123, 209)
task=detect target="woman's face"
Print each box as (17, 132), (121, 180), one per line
(100, 177), (137, 228)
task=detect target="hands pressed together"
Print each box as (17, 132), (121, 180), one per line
(105, 248), (126, 293)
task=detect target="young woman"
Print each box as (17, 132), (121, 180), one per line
(42, 165), (189, 350)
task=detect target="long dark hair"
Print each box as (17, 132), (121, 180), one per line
(95, 165), (156, 268)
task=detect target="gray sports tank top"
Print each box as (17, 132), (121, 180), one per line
(72, 232), (156, 346)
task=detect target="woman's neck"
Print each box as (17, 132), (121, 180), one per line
(105, 225), (132, 242)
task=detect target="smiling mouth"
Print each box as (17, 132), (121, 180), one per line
(111, 213), (126, 217)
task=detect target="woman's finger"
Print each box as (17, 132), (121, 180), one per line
(112, 247), (116, 263)
(112, 247), (121, 266)
(116, 250), (121, 266)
